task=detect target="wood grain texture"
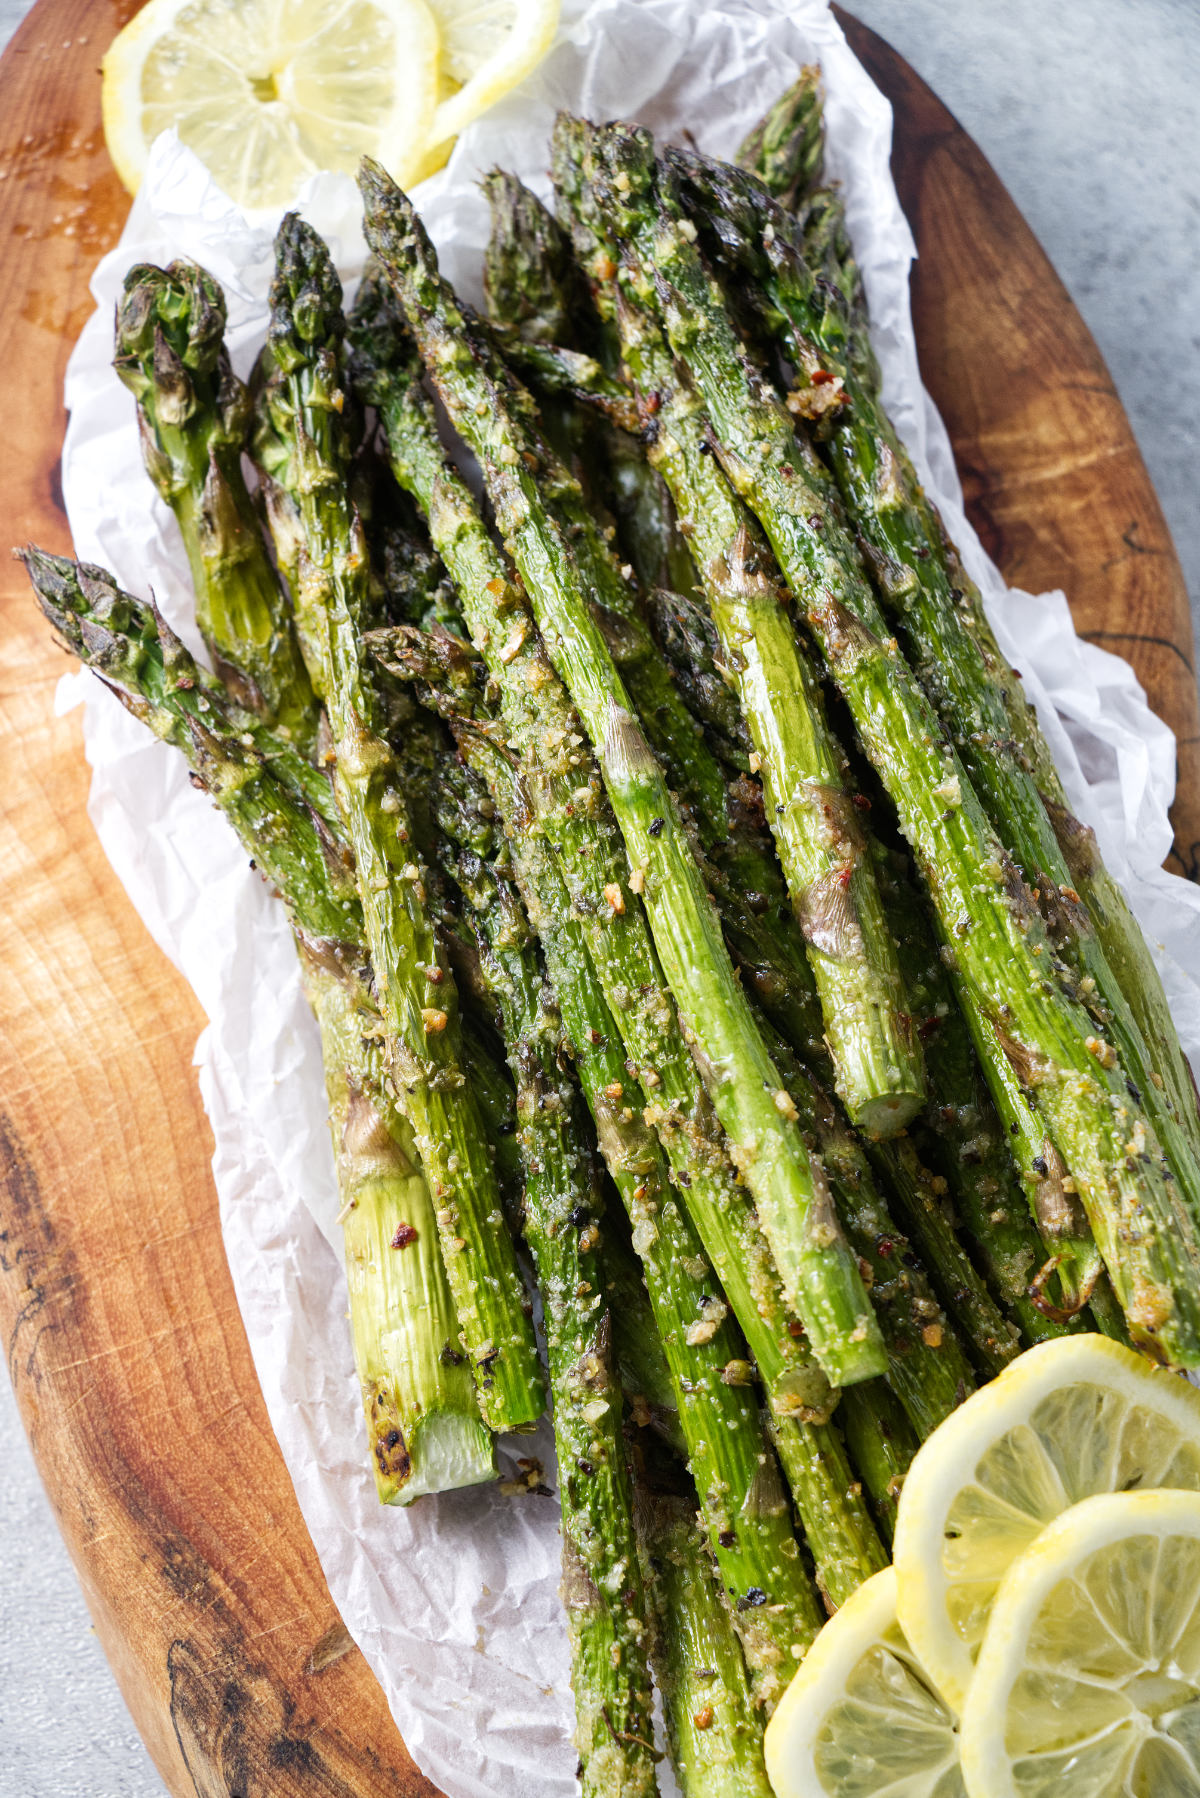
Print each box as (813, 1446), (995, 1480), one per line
(0, 3), (437, 1791)
(0, 6), (1195, 1796)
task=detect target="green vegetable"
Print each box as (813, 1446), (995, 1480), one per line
(115, 259), (317, 752)
(589, 122), (1200, 1367)
(259, 215), (544, 1431)
(358, 159), (887, 1390)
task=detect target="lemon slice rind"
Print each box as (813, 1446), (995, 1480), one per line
(427, 0), (560, 146)
(102, 0), (440, 207)
(764, 1566), (965, 1798)
(894, 1335), (1200, 1714)
(960, 1488), (1200, 1798)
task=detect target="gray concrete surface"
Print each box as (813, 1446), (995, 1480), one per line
(1, 2), (1197, 1794)
(0, 1378), (168, 1796)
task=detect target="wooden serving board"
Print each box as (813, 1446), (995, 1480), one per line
(0, 7), (1195, 1795)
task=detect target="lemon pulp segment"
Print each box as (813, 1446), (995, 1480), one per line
(425, 0), (560, 146)
(765, 1567), (965, 1798)
(102, 0), (440, 205)
(894, 1336), (1200, 1713)
(961, 1489), (1200, 1798)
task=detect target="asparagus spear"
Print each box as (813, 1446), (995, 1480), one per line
(765, 171), (1198, 1157)
(436, 762), (657, 1796)
(589, 123), (1200, 1366)
(837, 1382), (917, 1544)
(22, 546), (496, 1499)
(480, 192), (838, 1073)
(259, 214), (544, 1431)
(641, 570), (1082, 1347)
(759, 1014), (993, 1402)
(675, 148), (1200, 1236)
(346, 274), (850, 1417)
(570, 123), (925, 1140)
(599, 1204), (688, 1458)
(114, 260), (317, 752)
(638, 1488), (773, 1798)
(27, 548), (360, 940)
(359, 159), (887, 1391)
(383, 629), (889, 1629)
(301, 949), (497, 1501)
(482, 167), (586, 349)
(401, 618), (949, 1592)
(434, 721), (828, 1700)
(736, 66), (826, 210)
(481, 170), (628, 508)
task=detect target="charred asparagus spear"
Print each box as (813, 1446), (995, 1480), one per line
(302, 951), (497, 1502)
(735, 65), (826, 210)
(379, 618), (890, 1635)
(480, 177), (835, 1072)
(638, 1488), (774, 1798)
(22, 546), (495, 1500)
(114, 260), (317, 752)
(426, 713), (830, 1702)
(587, 122), (1200, 1367)
(358, 159), (887, 1390)
(436, 760), (657, 1797)
(259, 215), (544, 1431)
(566, 117), (925, 1140)
(348, 272), (856, 1410)
(673, 147), (1200, 1241)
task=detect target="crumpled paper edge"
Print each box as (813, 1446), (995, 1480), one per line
(52, 1), (1200, 1792)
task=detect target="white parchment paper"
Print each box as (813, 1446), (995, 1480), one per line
(54, 1), (1200, 1791)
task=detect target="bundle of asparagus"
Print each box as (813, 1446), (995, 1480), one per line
(25, 67), (1200, 1798)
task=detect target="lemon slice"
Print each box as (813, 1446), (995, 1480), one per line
(893, 1335), (1200, 1714)
(961, 1489), (1200, 1798)
(424, 0), (560, 148)
(102, 0), (440, 207)
(764, 1567), (966, 1798)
